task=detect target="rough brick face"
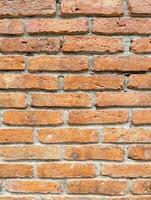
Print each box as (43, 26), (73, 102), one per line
(0, 0), (150, 199)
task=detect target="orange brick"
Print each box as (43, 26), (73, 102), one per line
(5, 180), (62, 194)
(0, 129), (33, 144)
(38, 128), (98, 144)
(131, 38), (151, 53)
(43, 197), (100, 200)
(63, 36), (123, 53)
(96, 92), (151, 107)
(3, 110), (63, 126)
(101, 164), (151, 178)
(0, 74), (57, 90)
(128, 74), (151, 89)
(67, 179), (128, 195)
(64, 145), (124, 161)
(61, 0), (123, 16)
(68, 110), (128, 125)
(0, 164), (33, 178)
(105, 196), (151, 200)
(31, 93), (92, 108)
(0, 0), (56, 17)
(37, 163), (95, 178)
(93, 18), (151, 35)
(132, 110), (151, 125)
(102, 128), (151, 143)
(0, 19), (23, 35)
(131, 179), (151, 194)
(0, 37), (60, 53)
(93, 55), (151, 72)
(0, 146), (61, 161)
(28, 56), (88, 72)
(0, 198), (38, 200)
(128, 145), (151, 160)
(0, 56), (24, 71)
(0, 92), (26, 108)
(129, 0), (151, 16)
(63, 75), (124, 90)
(27, 18), (88, 34)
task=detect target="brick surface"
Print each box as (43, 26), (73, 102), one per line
(129, 0), (151, 16)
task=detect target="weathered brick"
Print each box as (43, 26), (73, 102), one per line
(132, 110), (151, 125)
(0, 129), (33, 144)
(102, 128), (151, 143)
(96, 92), (151, 107)
(37, 163), (96, 178)
(128, 145), (151, 160)
(0, 92), (26, 108)
(129, 0), (151, 16)
(0, 146), (61, 160)
(0, 197), (38, 200)
(43, 197), (100, 200)
(28, 56), (88, 72)
(63, 36), (123, 53)
(64, 145), (124, 161)
(128, 74), (151, 89)
(67, 179), (128, 195)
(0, 37), (60, 53)
(0, 74), (57, 91)
(27, 18), (88, 34)
(93, 55), (151, 72)
(131, 179), (151, 194)
(131, 38), (151, 53)
(105, 196), (151, 200)
(0, 19), (23, 35)
(38, 128), (99, 144)
(68, 110), (128, 125)
(5, 180), (62, 194)
(31, 93), (92, 108)
(0, 164), (33, 178)
(63, 75), (124, 90)
(3, 111), (63, 126)
(0, 0), (56, 17)
(0, 56), (24, 71)
(61, 0), (123, 16)
(101, 164), (151, 177)
(93, 18), (151, 35)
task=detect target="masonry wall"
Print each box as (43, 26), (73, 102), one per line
(0, 0), (151, 199)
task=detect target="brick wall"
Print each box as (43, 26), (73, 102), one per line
(0, 0), (151, 199)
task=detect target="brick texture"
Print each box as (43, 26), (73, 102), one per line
(0, 0), (150, 199)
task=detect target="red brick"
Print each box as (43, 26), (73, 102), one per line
(0, 129), (33, 144)
(0, 19), (23, 35)
(129, 0), (151, 16)
(31, 93), (92, 108)
(63, 75), (124, 90)
(3, 110), (63, 126)
(0, 164), (33, 178)
(27, 18), (88, 34)
(132, 110), (151, 125)
(5, 180), (62, 194)
(0, 37), (60, 53)
(0, 92), (26, 108)
(68, 110), (128, 125)
(61, 0), (123, 16)
(93, 55), (151, 72)
(43, 197), (99, 200)
(37, 163), (96, 178)
(28, 56), (88, 72)
(0, 56), (24, 71)
(93, 18), (151, 35)
(102, 128), (151, 143)
(101, 164), (151, 178)
(96, 92), (151, 107)
(131, 179), (151, 194)
(38, 128), (99, 144)
(0, 146), (61, 161)
(63, 36), (123, 53)
(0, 0), (56, 17)
(64, 145), (124, 161)
(128, 74), (151, 89)
(128, 145), (151, 160)
(131, 38), (151, 53)
(0, 74), (57, 91)
(67, 179), (128, 195)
